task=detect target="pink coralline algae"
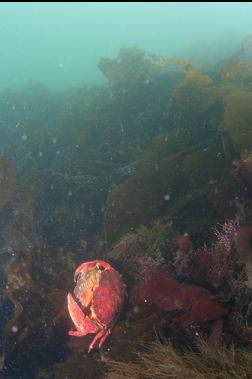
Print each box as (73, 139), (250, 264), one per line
(139, 271), (225, 328)
(214, 218), (240, 253)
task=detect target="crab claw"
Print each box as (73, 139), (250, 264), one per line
(74, 260), (112, 282)
(67, 293), (99, 335)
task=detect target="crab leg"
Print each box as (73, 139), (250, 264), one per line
(98, 327), (112, 349)
(88, 327), (112, 353)
(88, 328), (112, 353)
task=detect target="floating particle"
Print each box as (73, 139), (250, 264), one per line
(164, 194), (171, 201)
(22, 134), (28, 141)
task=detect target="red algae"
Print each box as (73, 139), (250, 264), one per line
(140, 271), (225, 328)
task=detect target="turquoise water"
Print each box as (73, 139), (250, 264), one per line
(0, 2), (251, 91)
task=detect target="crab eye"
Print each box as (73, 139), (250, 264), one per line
(74, 272), (80, 283)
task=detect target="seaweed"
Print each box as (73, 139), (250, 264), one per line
(105, 339), (252, 379)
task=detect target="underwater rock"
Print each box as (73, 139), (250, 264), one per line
(173, 234), (193, 277)
(4, 246), (76, 375)
(39, 349), (105, 379)
(221, 58), (252, 87)
(0, 295), (18, 370)
(98, 47), (177, 88)
(104, 220), (252, 367)
(100, 303), (167, 361)
(1, 45), (252, 377)
(208, 318), (224, 345)
(0, 155), (16, 210)
(207, 174), (242, 221)
(234, 225), (252, 288)
(104, 137), (228, 246)
(175, 65), (214, 107)
(173, 62), (222, 121)
(223, 87), (252, 154)
(1, 167), (107, 251)
(1, 170), (47, 252)
(190, 249), (215, 284)
(143, 128), (202, 163)
(233, 153), (252, 193)
(41, 170), (106, 247)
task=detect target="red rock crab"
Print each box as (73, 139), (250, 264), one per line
(68, 260), (126, 353)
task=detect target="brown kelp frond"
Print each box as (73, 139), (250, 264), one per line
(105, 340), (252, 379)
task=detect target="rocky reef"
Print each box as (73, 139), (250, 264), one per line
(1, 38), (252, 377)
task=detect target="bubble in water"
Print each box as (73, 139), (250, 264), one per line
(164, 194), (171, 201)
